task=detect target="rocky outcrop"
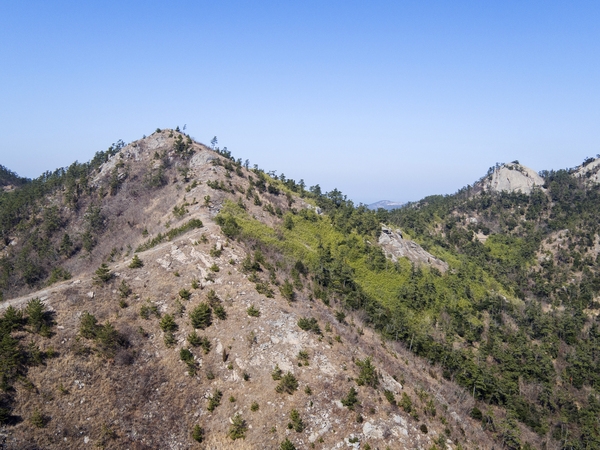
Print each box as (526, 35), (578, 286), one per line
(573, 157), (600, 184)
(379, 226), (448, 273)
(481, 163), (544, 194)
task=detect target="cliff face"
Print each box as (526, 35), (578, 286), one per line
(481, 163), (544, 194)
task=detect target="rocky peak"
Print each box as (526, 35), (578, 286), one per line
(480, 162), (544, 194)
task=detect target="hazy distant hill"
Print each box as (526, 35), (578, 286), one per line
(367, 199), (406, 210)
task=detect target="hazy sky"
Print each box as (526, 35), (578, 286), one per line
(1, 1), (599, 204)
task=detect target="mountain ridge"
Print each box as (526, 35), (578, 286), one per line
(2, 131), (600, 449)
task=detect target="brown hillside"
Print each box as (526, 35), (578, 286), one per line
(0, 131), (501, 449)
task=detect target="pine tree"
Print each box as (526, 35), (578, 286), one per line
(94, 263), (112, 283)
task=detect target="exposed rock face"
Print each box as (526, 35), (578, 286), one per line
(379, 226), (448, 273)
(482, 163), (544, 194)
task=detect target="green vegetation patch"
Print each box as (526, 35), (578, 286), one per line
(136, 218), (203, 252)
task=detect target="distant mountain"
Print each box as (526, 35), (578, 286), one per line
(367, 199), (406, 210)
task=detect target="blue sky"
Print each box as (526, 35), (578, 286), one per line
(1, 1), (599, 204)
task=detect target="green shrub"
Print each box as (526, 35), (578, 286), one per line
(384, 390), (396, 406)
(180, 348), (194, 363)
(297, 317), (321, 334)
(140, 303), (160, 319)
(163, 331), (175, 347)
(400, 392), (413, 413)
(356, 357), (378, 388)
(228, 413), (247, 440)
(297, 350), (309, 365)
(179, 288), (191, 300)
(470, 407), (483, 420)
(159, 314), (178, 332)
(272, 364), (283, 380)
(187, 330), (201, 347)
(190, 303), (212, 329)
(26, 298), (48, 334)
(173, 204), (188, 218)
(255, 281), (274, 297)
(247, 305), (260, 317)
(47, 267), (72, 285)
(180, 348), (196, 375)
(209, 245), (222, 257)
(214, 304), (227, 320)
(118, 279), (131, 298)
(288, 409), (304, 432)
(207, 389), (222, 412)
(129, 255), (144, 268)
(206, 289), (219, 303)
(191, 424), (204, 443)
(215, 214), (241, 239)
(251, 401), (259, 411)
(136, 219), (203, 252)
(276, 372), (299, 394)
(79, 312), (99, 339)
(30, 409), (47, 428)
(95, 322), (126, 356)
(199, 336), (211, 354)
(2, 306), (23, 331)
(280, 438), (297, 450)
(279, 279), (295, 301)
(94, 263), (112, 283)
(341, 386), (359, 410)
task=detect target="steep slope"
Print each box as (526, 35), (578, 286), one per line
(0, 131), (501, 449)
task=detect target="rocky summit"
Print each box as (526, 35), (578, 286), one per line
(479, 162), (544, 194)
